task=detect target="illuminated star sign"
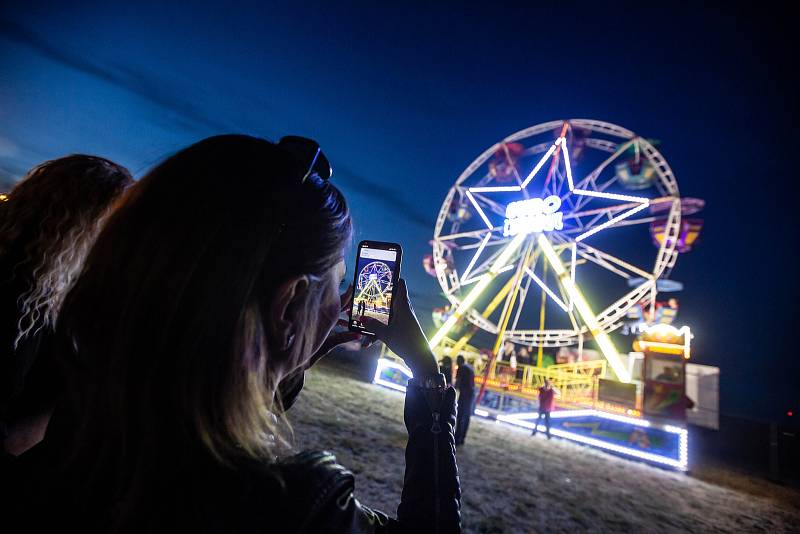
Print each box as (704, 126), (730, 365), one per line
(460, 136), (650, 313)
(503, 195), (564, 236)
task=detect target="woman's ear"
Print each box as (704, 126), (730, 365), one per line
(268, 275), (311, 350)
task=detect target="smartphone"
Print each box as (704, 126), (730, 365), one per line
(348, 240), (402, 335)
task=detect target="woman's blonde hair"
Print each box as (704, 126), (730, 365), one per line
(57, 136), (351, 514)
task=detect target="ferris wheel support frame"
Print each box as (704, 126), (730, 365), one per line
(428, 233), (527, 348)
(537, 234), (629, 382)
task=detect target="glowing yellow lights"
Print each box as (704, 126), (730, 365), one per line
(635, 324), (692, 359)
(430, 231), (630, 382)
(429, 233), (527, 348)
(0, 193), (8, 202)
(537, 234), (631, 383)
(643, 324), (690, 342)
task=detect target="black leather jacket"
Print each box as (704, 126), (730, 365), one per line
(275, 379), (460, 533)
(5, 376), (461, 533)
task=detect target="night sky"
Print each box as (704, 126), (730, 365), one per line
(1, 2), (796, 419)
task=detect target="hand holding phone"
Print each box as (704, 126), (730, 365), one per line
(348, 240), (402, 335)
(362, 278), (438, 377)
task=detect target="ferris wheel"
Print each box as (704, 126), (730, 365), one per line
(429, 119), (685, 382)
(357, 261), (393, 302)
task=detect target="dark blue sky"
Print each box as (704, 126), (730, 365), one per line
(1, 2), (796, 419)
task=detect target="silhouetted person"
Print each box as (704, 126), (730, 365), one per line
(0, 155), (131, 459)
(532, 378), (559, 439)
(439, 356), (453, 386)
(454, 355), (475, 446)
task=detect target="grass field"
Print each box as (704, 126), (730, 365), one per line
(288, 361), (800, 533)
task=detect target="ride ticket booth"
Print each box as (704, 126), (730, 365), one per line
(634, 325), (692, 421)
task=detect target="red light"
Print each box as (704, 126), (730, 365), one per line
(788, 411), (794, 417)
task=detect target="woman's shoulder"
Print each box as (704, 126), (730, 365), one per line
(248, 449), (355, 502)
(234, 449), (359, 531)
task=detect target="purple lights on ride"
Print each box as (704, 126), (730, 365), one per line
(650, 197), (705, 253)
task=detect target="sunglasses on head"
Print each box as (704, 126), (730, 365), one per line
(277, 136), (332, 184)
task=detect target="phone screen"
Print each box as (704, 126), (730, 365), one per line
(349, 241), (402, 334)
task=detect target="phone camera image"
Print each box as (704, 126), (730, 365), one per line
(350, 245), (398, 331)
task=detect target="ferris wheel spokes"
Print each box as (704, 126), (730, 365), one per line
(557, 202), (654, 242)
(576, 242), (655, 280)
(569, 137), (661, 217)
(431, 119), (683, 385)
(458, 239), (518, 285)
(438, 227), (497, 242)
(469, 190), (511, 219)
(459, 235), (513, 250)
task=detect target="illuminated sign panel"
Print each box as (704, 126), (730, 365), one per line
(503, 195), (564, 236)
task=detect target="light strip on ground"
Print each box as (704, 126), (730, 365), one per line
(493, 414), (686, 470)
(429, 233), (527, 348)
(665, 425), (690, 470)
(370, 372), (687, 470)
(549, 409), (595, 419)
(537, 234), (630, 382)
(460, 232), (492, 283)
(520, 144), (558, 188)
(465, 190), (493, 229)
(372, 358), (413, 392)
(499, 409), (648, 427)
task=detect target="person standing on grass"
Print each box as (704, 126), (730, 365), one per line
(532, 378), (559, 439)
(454, 355), (475, 446)
(439, 356), (454, 386)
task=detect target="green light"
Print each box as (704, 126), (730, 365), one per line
(429, 233), (527, 348)
(537, 234), (630, 382)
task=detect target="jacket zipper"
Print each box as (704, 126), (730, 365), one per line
(431, 411), (441, 534)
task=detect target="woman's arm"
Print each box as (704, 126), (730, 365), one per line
(327, 279), (461, 533)
(396, 380), (460, 533)
(304, 382), (460, 534)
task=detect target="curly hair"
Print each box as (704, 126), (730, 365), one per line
(0, 155), (132, 348)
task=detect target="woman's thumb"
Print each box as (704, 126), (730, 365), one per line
(363, 317), (388, 339)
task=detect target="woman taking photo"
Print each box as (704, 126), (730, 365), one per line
(11, 135), (461, 533)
